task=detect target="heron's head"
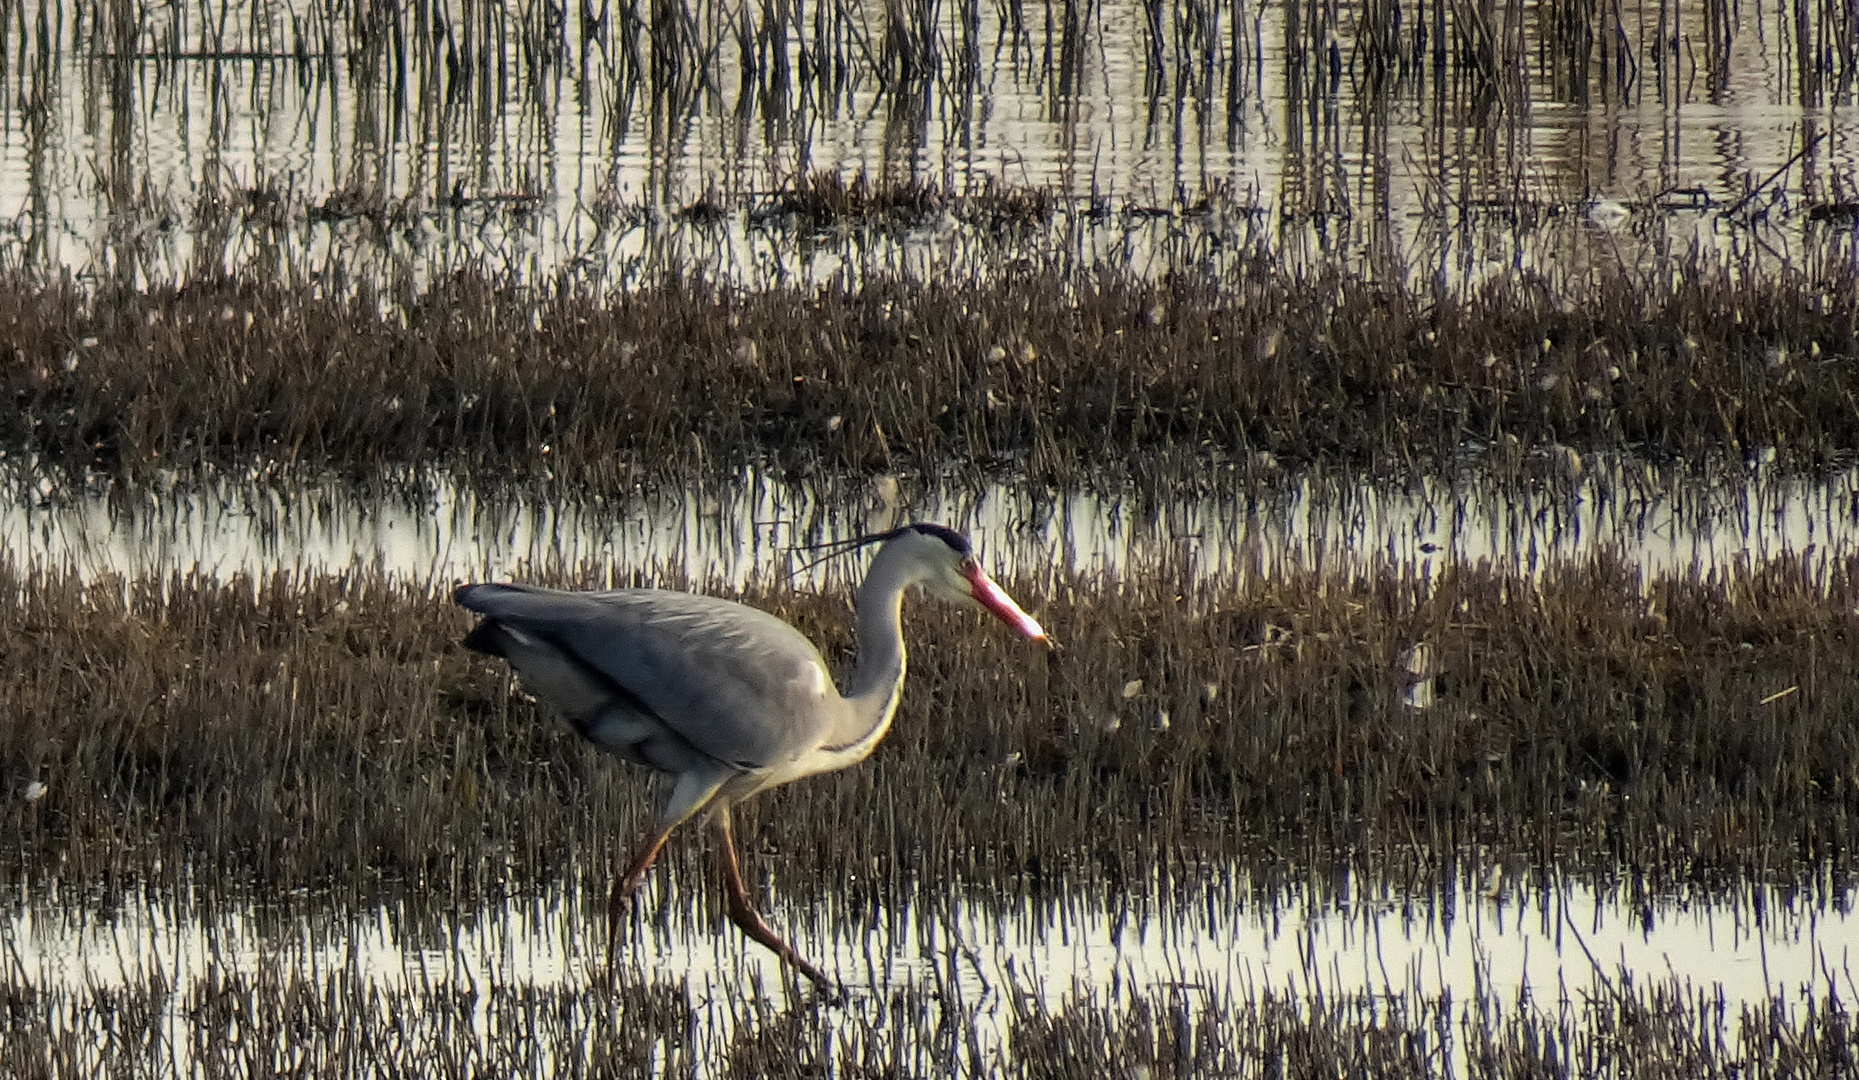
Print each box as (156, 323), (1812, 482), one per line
(897, 523), (1046, 643)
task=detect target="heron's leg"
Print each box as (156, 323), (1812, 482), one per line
(605, 826), (675, 968)
(606, 768), (729, 971)
(713, 805), (831, 987)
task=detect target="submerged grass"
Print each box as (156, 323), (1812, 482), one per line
(3, 957), (1854, 1077)
(3, 255), (1859, 491)
(1, 549), (1856, 905)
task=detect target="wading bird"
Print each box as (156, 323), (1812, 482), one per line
(454, 523), (1046, 985)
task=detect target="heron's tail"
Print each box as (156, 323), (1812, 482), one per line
(453, 583), (526, 656)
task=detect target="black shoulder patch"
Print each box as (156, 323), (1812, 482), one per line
(907, 522), (972, 555)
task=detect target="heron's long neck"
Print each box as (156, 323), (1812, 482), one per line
(826, 548), (916, 755)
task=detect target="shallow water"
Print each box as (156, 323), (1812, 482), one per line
(3, 462), (1855, 587)
(8, 868), (1852, 1072)
(1, 0), (1852, 289)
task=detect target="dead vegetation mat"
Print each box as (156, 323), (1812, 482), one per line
(2, 258), (1856, 488)
(1, 552), (1854, 901)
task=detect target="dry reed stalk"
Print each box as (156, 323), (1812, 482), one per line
(1, 550), (1855, 904)
(2, 957), (1853, 1076)
(1, 255), (1856, 492)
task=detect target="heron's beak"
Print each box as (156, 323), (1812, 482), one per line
(966, 567), (1047, 644)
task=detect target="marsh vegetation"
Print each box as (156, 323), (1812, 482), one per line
(7, 957), (1856, 1077)
(5, 550), (1859, 1072)
(7, 0), (1859, 1071)
(3, 552), (1855, 899)
(5, 257), (1859, 491)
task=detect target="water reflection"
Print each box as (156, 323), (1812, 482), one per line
(8, 870), (1852, 1070)
(2, 463), (1856, 587)
(0, 0), (1852, 289)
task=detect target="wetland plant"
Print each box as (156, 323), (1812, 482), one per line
(2, 548), (1857, 905)
(3, 252), (1859, 491)
(2, 949), (1852, 1077)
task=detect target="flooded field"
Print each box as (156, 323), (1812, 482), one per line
(8, 487), (1859, 1073)
(7, 872), (1856, 1075)
(6, 0), (1859, 1071)
(3, 459), (1859, 586)
(2, 0), (1857, 290)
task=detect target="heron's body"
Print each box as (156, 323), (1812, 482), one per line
(454, 523), (1044, 985)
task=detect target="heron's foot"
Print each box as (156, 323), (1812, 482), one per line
(780, 946), (833, 990)
(802, 976), (850, 1007)
(722, 889), (834, 988)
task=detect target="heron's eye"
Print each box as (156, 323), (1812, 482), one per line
(959, 556), (978, 575)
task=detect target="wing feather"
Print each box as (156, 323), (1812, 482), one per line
(456, 583), (841, 770)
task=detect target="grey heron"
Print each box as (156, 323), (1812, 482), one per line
(454, 523), (1046, 985)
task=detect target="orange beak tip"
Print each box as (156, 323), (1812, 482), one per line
(968, 569), (1045, 645)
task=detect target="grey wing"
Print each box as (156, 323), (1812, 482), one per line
(455, 583), (841, 770)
